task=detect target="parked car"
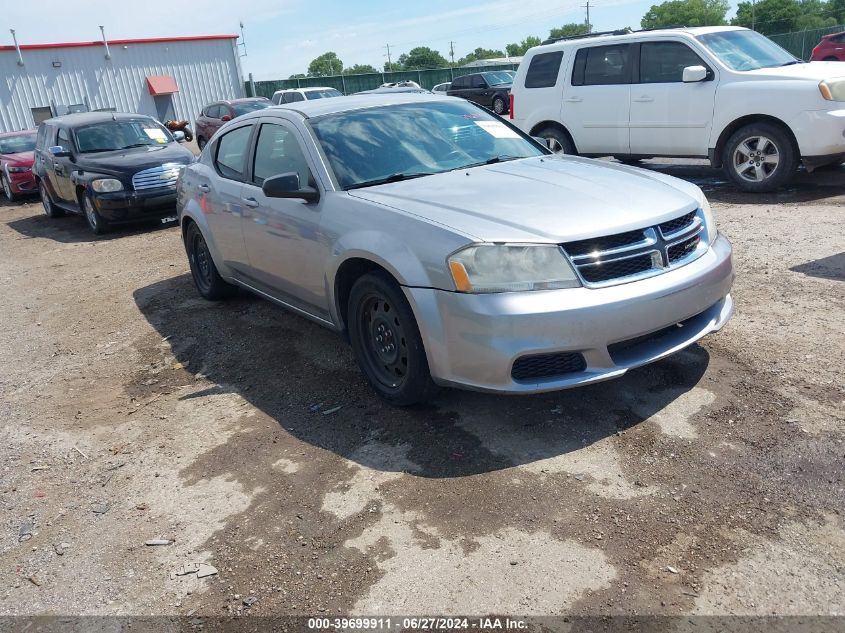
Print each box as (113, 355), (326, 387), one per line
(195, 98), (271, 150)
(34, 112), (194, 234)
(510, 26), (845, 192)
(354, 86), (431, 94)
(432, 82), (451, 93)
(811, 31), (845, 61)
(271, 87), (344, 105)
(447, 71), (513, 114)
(177, 93), (733, 405)
(0, 129), (37, 201)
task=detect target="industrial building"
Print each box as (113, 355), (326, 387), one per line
(0, 32), (244, 133)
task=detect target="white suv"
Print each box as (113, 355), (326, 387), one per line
(271, 87), (343, 105)
(509, 26), (845, 191)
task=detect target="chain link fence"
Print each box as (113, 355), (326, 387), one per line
(246, 64), (519, 98)
(769, 24), (844, 60)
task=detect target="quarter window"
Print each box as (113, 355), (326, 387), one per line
(524, 51), (564, 88)
(640, 42), (708, 83)
(215, 125), (253, 180)
(572, 44), (632, 86)
(252, 123), (312, 187)
(451, 76), (467, 89)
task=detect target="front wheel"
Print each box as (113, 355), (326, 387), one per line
(82, 192), (109, 234)
(185, 222), (236, 300)
(347, 272), (437, 406)
(723, 123), (797, 193)
(2, 175), (17, 202)
(492, 95), (507, 115)
(536, 126), (576, 155)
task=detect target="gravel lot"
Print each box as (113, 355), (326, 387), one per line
(1, 160), (843, 624)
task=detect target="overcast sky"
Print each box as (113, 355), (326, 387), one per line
(4, 0), (740, 80)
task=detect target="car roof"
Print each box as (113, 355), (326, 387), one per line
(43, 111), (155, 127)
(532, 25), (746, 52)
(224, 97), (269, 104)
(274, 87), (338, 93)
(259, 92), (449, 119)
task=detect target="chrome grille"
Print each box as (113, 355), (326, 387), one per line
(131, 163), (183, 191)
(561, 209), (706, 288)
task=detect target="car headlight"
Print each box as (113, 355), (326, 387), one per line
(91, 178), (123, 193)
(819, 78), (845, 101)
(698, 193), (718, 244)
(448, 244), (581, 293)
(7, 165), (31, 173)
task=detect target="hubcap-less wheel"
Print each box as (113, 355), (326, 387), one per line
(356, 293), (409, 390)
(732, 135), (780, 183)
(189, 230), (213, 295)
(83, 196), (99, 230)
(493, 97), (505, 115)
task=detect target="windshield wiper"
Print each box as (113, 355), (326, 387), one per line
(345, 172), (432, 190)
(453, 155), (522, 171)
(121, 143), (155, 149)
(779, 60), (805, 66)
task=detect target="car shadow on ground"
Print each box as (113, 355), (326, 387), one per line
(4, 203), (176, 243)
(790, 251), (845, 281)
(133, 273), (713, 479)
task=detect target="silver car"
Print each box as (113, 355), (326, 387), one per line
(177, 94), (734, 405)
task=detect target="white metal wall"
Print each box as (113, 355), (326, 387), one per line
(0, 38), (244, 132)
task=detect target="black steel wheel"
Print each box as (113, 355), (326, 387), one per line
(348, 271), (437, 405)
(186, 222), (236, 300)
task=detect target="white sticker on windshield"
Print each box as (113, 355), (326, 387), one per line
(144, 128), (168, 142)
(474, 120), (520, 139)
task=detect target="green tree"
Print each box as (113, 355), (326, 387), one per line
(307, 52), (343, 77)
(548, 23), (591, 40)
(830, 0), (845, 22)
(641, 0), (729, 28)
(457, 47), (505, 65)
(729, 0), (835, 33)
(506, 36), (542, 56)
(288, 73), (306, 80)
(396, 46), (449, 69)
(383, 61), (403, 72)
(344, 64), (378, 74)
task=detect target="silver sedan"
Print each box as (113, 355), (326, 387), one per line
(176, 94), (734, 405)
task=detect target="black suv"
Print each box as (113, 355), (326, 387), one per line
(34, 112), (194, 234)
(447, 71), (513, 115)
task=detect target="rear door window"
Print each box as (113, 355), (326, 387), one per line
(214, 125), (253, 180)
(572, 44), (633, 86)
(639, 41), (708, 83)
(524, 51), (564, 88)
(471, 75), (487, 88)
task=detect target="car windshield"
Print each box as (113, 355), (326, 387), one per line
(483, 71), (513, 85)
(697, 30), (799, 71)
(310, 100), (544, 190)
(0, 132), (36, 154)
(232, 101), (271, 116)
(305, 89), (343, 99)
(75, 120), (173, 153)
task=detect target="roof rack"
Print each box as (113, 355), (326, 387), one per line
(541, 25), (688, 45)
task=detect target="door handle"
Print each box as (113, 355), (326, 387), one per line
(632, 96), (654, 102)
(197, 184), (210, 192)
(242, 197), (259, 208)
(564, 97), (583, 103)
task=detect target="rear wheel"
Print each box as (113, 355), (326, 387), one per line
(39, 181), (64, 217)
(824, 56), (839, 61)
(2, 175), (17, 202)
(82, 192), (109, 234)
(492, 95), (507, 115)
(723, 122), (797, 193)
(614, 156), (644, 166)
(536, 126), (576, 155)
(347, 271), (437, 406)
(186, 222), (236, 300)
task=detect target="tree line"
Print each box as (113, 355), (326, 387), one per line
(293, 0), (845, 79)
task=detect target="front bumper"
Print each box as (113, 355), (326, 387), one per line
(8, 171), (36, 194)
(93, 187), (177, 223)
(406, 234), (734, 394)
(792, 108), (845, 159)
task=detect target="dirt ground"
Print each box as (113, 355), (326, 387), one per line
(0, 160), (843, 628)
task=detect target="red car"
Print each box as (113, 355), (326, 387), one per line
(811, 31), (845, 61)
(0, 129), (37, 202)
(195, 98), (271, 150)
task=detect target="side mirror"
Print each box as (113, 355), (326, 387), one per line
(172, 130), (186, 142)
(49, 145), (71, 158)
(683, 65), (708, 83)
(220, 114), (232, 122)
(262, 172), (320, 203)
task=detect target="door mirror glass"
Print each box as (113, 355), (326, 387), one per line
(682, 65), (708, 83)
(262, 172), (320, 202)
(49, 145), (71, 158)
(172, 130), (186, 142)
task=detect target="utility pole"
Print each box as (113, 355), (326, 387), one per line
(385, 44), (392, 69)
(582, 0), (592, 32)
(751, 0), (756, 31)
(449, 41), (455, 65)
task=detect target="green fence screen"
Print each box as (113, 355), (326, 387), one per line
(769, 24), (845, 60)
(246, 64), (520, 98)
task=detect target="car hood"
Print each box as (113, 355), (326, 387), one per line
(1, 151), (34, 166)
(745, 61), (845, 81)
(348, 156), (702, 243)
(74, 143), (194, 177)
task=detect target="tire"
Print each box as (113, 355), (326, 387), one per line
(614, 156), (643, 166)
(347, 271), (437, 406)
(723, 122), (798, 193)
(2, 174), (17, 202)
(492, 95), (507, 115)
(82, 191), (109, 235)
(824, 56), (838, 61)
(536, 126), (576, 155)
(39, 180), (64, 218)
(185, 222), (236, 300)
(197, 136), (207, 151)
